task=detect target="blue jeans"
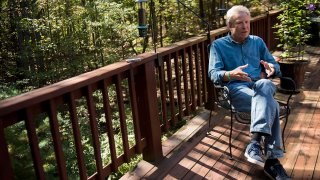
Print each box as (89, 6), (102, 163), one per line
(227, 79), (283, 159)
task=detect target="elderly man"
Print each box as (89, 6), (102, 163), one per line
(208, 5), (291, 180)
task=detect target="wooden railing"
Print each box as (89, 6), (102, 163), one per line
(0, 10), (281, 180)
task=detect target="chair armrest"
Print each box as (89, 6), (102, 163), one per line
(213, 83), (232, 110)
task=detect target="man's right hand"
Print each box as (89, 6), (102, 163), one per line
(227, 64), (252, 82)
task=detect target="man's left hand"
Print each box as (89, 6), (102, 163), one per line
(260, 60), (275, 78)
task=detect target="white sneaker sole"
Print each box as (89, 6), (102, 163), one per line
(244, 151), (265, 167)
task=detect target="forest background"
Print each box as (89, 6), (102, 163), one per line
(0, 0), (278, 100)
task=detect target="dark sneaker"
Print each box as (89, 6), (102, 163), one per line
(264, 160), (291, 180)
(244, 141), (265, 167)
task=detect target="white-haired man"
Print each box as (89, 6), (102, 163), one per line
(208, 5), (291, 180)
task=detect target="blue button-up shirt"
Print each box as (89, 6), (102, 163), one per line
(208, 34), (281, 85)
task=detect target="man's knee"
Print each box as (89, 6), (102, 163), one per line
(253, 79), (276, 94)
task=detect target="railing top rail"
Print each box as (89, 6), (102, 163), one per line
(0, 52), (156, 116)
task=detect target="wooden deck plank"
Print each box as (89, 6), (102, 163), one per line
(309, 100), (320, 179)
(119, 160), (155, 180)
(226, 130), (254, 180)
(312, 147), (320, 179)
(289, 90), (320, 179)
(120, 111), (211, 180)
(280, 143), (302, 177)
(162, 174), (177, 180)
(163, 109), (231, 179)
(144, 110), (229, 179)
(311, 118), (320, 179)
(305, 97), (320, 145)
(185, 122), (247, 179)
(283, 92), (319, 179)
(291, 144), (320, 179)
(167, 136), (217, 179)
(302, 144), (320, 179)
(285, 102), (314, 144)
(143, 114), (210, 179)
(203, 122), (249, 179)
(164, 122), (228, 179)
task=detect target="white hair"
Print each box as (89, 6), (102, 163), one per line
(226, 5), (251, 25)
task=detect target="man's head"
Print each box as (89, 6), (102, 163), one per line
(226, 5), (251, 43)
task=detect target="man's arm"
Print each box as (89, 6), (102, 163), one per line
(209, 42), (253, 83)
(259, 39), (282, 77)
(208, 43), (226, 84)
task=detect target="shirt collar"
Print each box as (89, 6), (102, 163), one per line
(227, 33), (250, 44)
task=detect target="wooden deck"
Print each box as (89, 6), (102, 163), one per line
(121, 46), (320, 180)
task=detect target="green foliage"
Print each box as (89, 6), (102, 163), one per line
(274, 0), (313, 59)
(0, 0), (139, 94)
(0, 83), (22, 100)
(161, 0), (203, 42)
(5, 122), (35, 179)
(2, 0), (280, 99)
(1, 0), (220, 98)
(109, 154), (142, 179)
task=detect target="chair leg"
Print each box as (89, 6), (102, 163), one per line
(282, 108), (290, 153)
(229, 112), (233, 160)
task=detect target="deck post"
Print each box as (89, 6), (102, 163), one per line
(135, 60), (163, 163)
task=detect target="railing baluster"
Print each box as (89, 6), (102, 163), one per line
(158, 56), (169, 131)
(115, 75), (130, 163)
(25, 108), (45, 180)
(188, 46), (196, 111)
(194, 44), (202, 106)
(48, 100), (68, 179)
(181, 48), (190, 115)
(174, 52), (183, 120)
(166, 54), (176, 126)
(86, 85), (103, 179)
(101, 80), (118, 172)
(68, 92), (88, 179)
(200, 41), (207, 104)
(128, 69), (143, 153)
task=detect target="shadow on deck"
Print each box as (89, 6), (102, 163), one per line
(121, 46), (320, 180)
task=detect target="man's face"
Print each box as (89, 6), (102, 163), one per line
(228, 12), (250, 43)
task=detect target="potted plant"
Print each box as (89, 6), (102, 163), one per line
(273, 0), (312, 90)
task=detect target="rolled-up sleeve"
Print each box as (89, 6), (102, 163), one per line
(208, 43), (226, 84)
